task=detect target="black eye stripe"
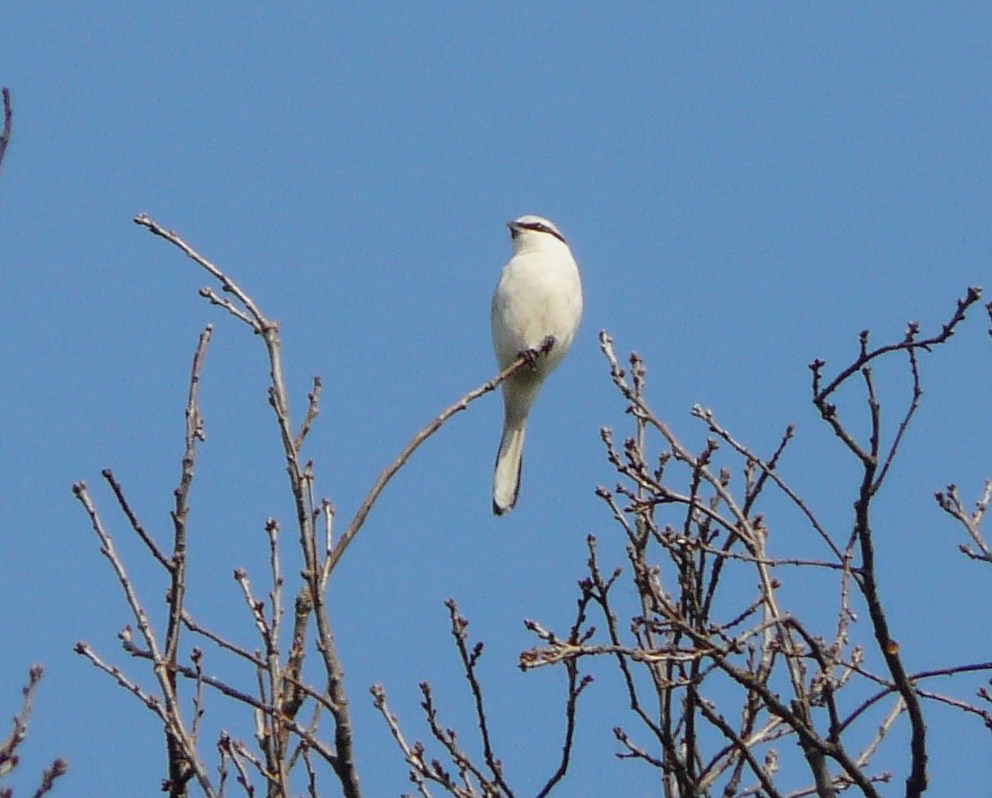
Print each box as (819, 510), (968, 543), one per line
(518, 221), (567, 245)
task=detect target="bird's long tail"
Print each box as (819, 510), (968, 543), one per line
(493, 418), (527, 515)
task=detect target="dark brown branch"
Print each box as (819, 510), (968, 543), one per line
(444, 599), (513, 795)
(837, 661), (992, 736)
(0, 88), (11, 176)
(812, 287), (981, 403)
(872, 345), (921, 491)
(531, 590), (595, 798)
(694, 695), (785, 798)
(101, 469), (170, 569)
(849, 416), (928, 797)
(804, 288), (986, 798)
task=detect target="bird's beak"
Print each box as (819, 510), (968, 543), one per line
(507, 220), (520, 238)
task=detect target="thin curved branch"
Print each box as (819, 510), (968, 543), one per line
(322, 344), (549, 585)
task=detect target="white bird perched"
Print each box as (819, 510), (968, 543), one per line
(491, 215), (583, 515)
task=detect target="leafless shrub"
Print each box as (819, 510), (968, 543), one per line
(72, 216), (541, 798)
(510, 288), (991, 798)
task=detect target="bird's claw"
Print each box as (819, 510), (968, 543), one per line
(522, 335), (557, 371)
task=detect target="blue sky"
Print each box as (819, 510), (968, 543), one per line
(2, 4), (991, 796)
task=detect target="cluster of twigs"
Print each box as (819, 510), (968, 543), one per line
(937, 480), (992, 563)
(372, 598), (593, 798)
(70, 216), (543, 798)
(0, 667), (67, 798)
(513, 288), (992, 798)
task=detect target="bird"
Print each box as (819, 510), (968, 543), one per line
(491, 214), (583, 515)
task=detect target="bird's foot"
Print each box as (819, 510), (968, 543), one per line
(522, 335), (557, 371)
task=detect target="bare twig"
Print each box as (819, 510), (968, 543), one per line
(0, 88), (11, 176)
(443, 599), (512, 794)
(0, 666), (68, 796)
(419, 681), (503, 796)
(218, 734), (256, 798)
(166, 325), (211, 659)
(693, 407), (843, 563)
(28, 757), (69, 798)
(134, 215), (264, 331)
(370, 685), (435, 798)
(295, 377), (323, 453)
(936, 481), (992, 562)
(75, 641), (165, 716)
(101, 469), (170, 568)
(533, 606), (594, 798)
(811, 287), (981, 405)
(71, 484), (164, 667)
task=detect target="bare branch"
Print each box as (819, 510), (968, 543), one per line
(100, 469), (170, 568)
(324, 346), (549, 583)
(134, 215), (264, 332)
(295, 377), (323, 453)
(164, 324), (212, 665)
(0, 666), (68, 798)
(0, 88), (11, 176)
(443, 599), (512, 794)
(71, 483), (163, 661)
(812, 287), (981, 403)
(370, 685), (435, 798)
(936, 481), (992, 563)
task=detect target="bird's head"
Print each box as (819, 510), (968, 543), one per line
(507, 215), (569, 253)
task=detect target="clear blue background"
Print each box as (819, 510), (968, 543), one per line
(2, 4), (990, 796)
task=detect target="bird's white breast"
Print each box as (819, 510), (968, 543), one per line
(491, 244), (583, 372)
